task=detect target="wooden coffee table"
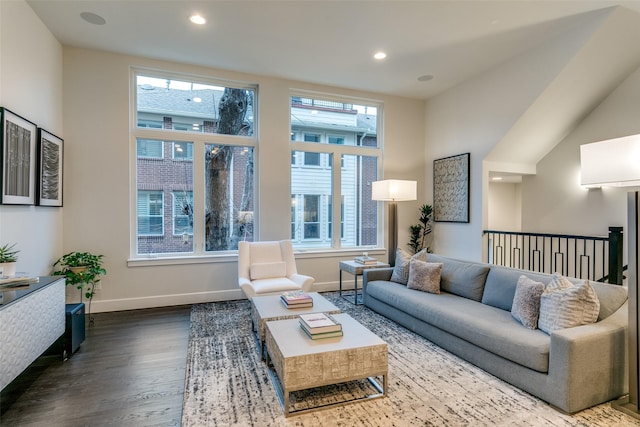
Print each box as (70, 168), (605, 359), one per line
(265, 313), (388, 417)
(250, 292), (340, 358)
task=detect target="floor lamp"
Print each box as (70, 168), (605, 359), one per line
(581, 135), (640, 419)
(372, 180), (417, 267)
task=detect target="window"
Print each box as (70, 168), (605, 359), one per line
(290, 94), (380, 249)
(137, 139), (163, 159)
(173, 142), (193, 160)
(173, 191), (193, 235)
(137, 191), (164, 236)
(133, 71), (256, 257)
(303, 195), (320, 239)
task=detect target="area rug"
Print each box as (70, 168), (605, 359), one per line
(181, 293), (640, 426)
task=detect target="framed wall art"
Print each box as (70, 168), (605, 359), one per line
(433, 152), (470, 223)
(1, 108), (37, 205)
(37, 128), (63, 206)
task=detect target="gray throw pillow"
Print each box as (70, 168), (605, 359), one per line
(407, 260), (442, 294)
(538, 273), (600, 334)
(511, 275), (544, 329)
(390, 248), (427, 285)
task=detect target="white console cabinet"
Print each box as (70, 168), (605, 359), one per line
(0, 277), (65, 390)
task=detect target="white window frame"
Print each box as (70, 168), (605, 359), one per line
(130, 68), (258, 260)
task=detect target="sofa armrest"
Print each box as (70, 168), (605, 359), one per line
(239, 276), (255, 299)
(548, 300), (628, 413)
(363, 267), (394, 290)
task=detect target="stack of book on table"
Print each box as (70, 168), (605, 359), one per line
(354, 256), (377, 265)
(299, 312), (343, 339)
(0, 274), (39, 291)
(280, 291), (313, 309)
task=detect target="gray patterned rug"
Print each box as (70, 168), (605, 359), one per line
(181, 293), (640, 426)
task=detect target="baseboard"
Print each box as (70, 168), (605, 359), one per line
(89, 281), (341, 313)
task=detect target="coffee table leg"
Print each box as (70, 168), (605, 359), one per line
(284, 390), (290, 417)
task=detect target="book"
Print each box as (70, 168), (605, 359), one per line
(0, 275), (39, 287)
(280, 299), (313, 309)
(300, 324), (344, 340)
(281, 292), (313, 304)
(299, 312), (342, 334)
(354, 256), (377, 265)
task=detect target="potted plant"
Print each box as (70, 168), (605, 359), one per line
(53, 251), (106, 326)
(0, 243), (19, 277)
(408, 204), (433, 254)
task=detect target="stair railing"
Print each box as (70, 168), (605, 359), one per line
(482, 227), (624, 285)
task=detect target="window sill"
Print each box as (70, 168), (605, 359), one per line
(127, 247), (387, 267)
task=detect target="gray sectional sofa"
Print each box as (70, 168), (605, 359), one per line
(362, 253), (628, 413)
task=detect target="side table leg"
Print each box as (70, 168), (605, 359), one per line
(339, 269), (343, 297)
(354, 273), (360, 305)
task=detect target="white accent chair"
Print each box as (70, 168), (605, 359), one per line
(238, 240), (314, 299)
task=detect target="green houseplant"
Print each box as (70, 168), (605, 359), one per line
(0, 243), (19, 276)
(53, 251), (106, 325)
(408, 204), (433, 254)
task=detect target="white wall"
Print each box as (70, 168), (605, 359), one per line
(0, 0), (63, 275)
(62, 47), (426, 312)
(521, 65), (640, 250)
(488, 182), (521, 232)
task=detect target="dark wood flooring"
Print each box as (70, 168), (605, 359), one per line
(0, 305), (192, 427)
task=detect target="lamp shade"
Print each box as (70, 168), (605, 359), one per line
(371, 180), (417, 201)
(581, 134), (640, 187)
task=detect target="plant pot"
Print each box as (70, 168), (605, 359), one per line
(0, 262), (17, 277)
(69, 266), (89, 274)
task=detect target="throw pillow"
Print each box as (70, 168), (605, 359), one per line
(511, 275), (544, 329)
(390, 248), (427, 285)
(538, 273), (600, 334)
(250, 261), (287, 280)
(406, 260), (442, 294)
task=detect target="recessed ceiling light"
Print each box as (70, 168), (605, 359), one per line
(192, 97), (202, 103)
(417, 74), (434, 82)
(373, 52), (387, 60)
(80, 12), (106, 25)
(190, 14), (206, 25)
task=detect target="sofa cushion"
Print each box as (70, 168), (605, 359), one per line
(407, 260), (442, 294)
(366, 280), (551, 372)
(427, 254), (490, 302)
(538, 274), (600, 334)
(391, 248), (427, 285)
(250, 261), (287, 280)
(511, 275), (544, 329)
(482, 266), (554, 311)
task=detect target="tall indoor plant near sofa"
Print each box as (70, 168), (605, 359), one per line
(53, 251), (106, 325)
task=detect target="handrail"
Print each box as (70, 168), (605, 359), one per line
(482, 227), (624, 285)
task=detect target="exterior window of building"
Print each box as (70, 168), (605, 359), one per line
(137, 191), (164, 236)
(133, 71), (256, 257)
(137, 139), (163, 159)
(290, 94), (380, 249)
(303, 195), (320, 239)
(304, 152), (320, 166)
(173, 142), (193, 160)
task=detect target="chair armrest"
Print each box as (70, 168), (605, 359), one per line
(547, 301), (628, 412)
(290, 273), (314, 293)
(239, 276), (255, 299)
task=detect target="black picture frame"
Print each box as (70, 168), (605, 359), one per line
(1, 107), (37, 205)
(37, 128), (63, 207)
(433, 152), (470, 223)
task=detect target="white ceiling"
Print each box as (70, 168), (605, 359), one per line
(25, 0), (640, 100)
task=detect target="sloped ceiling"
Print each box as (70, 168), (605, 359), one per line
(485, 6), (640, 171)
